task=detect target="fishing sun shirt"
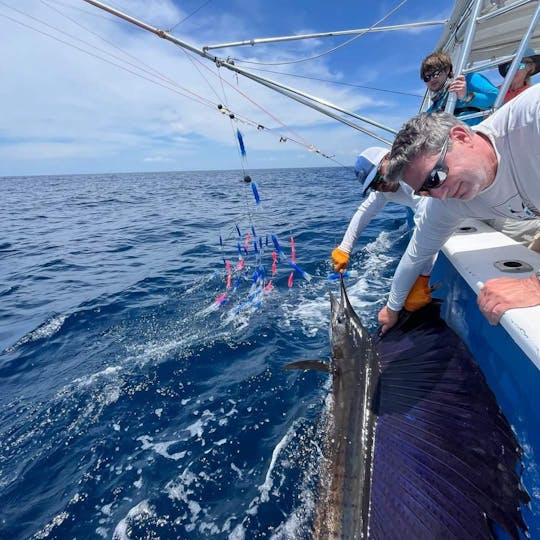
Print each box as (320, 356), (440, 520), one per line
(338, 183), (426, 254)
(387, 83), (540, 311)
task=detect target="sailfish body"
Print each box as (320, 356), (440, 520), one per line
(287, 278), (529, 539)
(313, 277), (380, 538)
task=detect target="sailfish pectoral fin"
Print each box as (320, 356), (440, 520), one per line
(282, 360), (331, 373)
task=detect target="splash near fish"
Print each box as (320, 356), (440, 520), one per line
(286, 277), (529, 538)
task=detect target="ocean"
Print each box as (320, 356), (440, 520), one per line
(0, 167), (411, 539)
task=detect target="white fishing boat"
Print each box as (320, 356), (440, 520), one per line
(66, 0), (540, 534)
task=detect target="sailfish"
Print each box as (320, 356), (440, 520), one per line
(285, 277), (529, 539)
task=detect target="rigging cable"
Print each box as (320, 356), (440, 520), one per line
(0, 3), (341, 165)
(0, 4), (217, 111)
(233, 0), (409, 67)
(236, 66), (423, 98)
(167, 0), (214, 32)
(179, 49), (346, 164)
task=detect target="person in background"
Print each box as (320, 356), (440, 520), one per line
(484, 48), (540, 250)
(421, 51), (499, 126)
(331, 147), (433, 312)
(498, 47), (540, 104)
(377, 84), (540, 333)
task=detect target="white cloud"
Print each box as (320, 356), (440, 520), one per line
(0, 0), (437, 176)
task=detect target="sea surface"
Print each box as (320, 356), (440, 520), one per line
(0, 167), (410, 539)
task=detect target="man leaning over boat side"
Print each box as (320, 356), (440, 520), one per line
(331, 147), (434, 311)
(377, 84), (540, 333)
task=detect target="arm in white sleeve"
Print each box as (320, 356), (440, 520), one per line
(386, 200), (462, 310)
(338, 192), (387, 253)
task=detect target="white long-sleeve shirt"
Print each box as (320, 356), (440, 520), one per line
(338, 182), (426, 253)
(387, 84), (540, 311)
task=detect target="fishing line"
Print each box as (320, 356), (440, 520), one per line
(179, 50), (349, 167)
(39, 0), (187, 84)
(38, 0), (115, 21)
(11, 1), (349, 169)
(167, 0), (215, 32)
(6, 2), (368, 309)
(233, 0), (409, 67)
(180, 49), (319, 152)
(3, 3), (343, 167)
(234, 67), (424, 98)
(0, 7), (218, 112)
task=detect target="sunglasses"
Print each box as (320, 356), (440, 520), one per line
(422, 69), (444, 82)
(369, 169), (386, 191)
(415, 138), (449, 195)
(499, 61), (533, 78)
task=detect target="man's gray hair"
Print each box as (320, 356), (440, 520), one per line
(385, 112), (472, 183)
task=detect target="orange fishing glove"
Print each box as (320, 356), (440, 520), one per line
(331, 247), (350, 273)
(404, 275), (432, 312)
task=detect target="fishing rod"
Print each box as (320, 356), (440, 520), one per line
(80, 0), (395, 143)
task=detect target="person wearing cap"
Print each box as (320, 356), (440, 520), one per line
(331, 147), (433, 311)
(421, 51), (499, 126)
(498, 47), (540, 104)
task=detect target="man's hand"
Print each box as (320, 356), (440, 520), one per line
(378, 306), (400, 334)
(331, 247), (350, 273)
(477, 274), (540, 325)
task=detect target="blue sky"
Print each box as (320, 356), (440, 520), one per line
(1, 0), (465, 176)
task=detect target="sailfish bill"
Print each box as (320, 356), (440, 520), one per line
(285, 276), (529, 539)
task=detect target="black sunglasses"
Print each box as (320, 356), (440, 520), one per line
(369, 169), (386, 191)
(499, 60), (532, 78)
(415, 138), (449, 195)
(422, 69), (444, 82)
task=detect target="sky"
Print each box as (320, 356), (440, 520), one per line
(0, 0), (468, 176)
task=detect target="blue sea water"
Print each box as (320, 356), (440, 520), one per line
(0, 168), (410, 539)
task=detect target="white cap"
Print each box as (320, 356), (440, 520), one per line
(353, 147), (388, 195)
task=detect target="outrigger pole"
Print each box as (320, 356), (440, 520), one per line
(81, 0), (395, 145)
(203, 20), (447, 51)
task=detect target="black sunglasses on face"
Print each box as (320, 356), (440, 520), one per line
(415, 138), (450, 195)
(422, 69), (444, 82)
(369, 169), (386, 191)
(499, 60), (533, 78)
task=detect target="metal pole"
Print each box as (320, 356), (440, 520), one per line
(444, 0), (484, 114)
(493, 1), (540, 110)
(203, 20), (447, 51)
(81, 0), (396, 138)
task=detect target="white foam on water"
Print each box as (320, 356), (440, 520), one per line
(6, 314), (67, 352)
(165, 468), (208, 533)
(95, 526), (109, 538)
(281, 228), (405, 336)
(231, 462), (243, 478)
(137, 435), (186, 461)
(282, 295), (329, 337)
(186, 418), (205, 438)
(241, 419), (301, 524)
(100, 503), (114, 516)
(112, 499), (153, 540)
(72, 366), (123, 389)
(228, 523), (246, 540)
(32, 511), (69, 539)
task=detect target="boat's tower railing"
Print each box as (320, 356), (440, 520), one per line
(432, 0), (540, 121)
